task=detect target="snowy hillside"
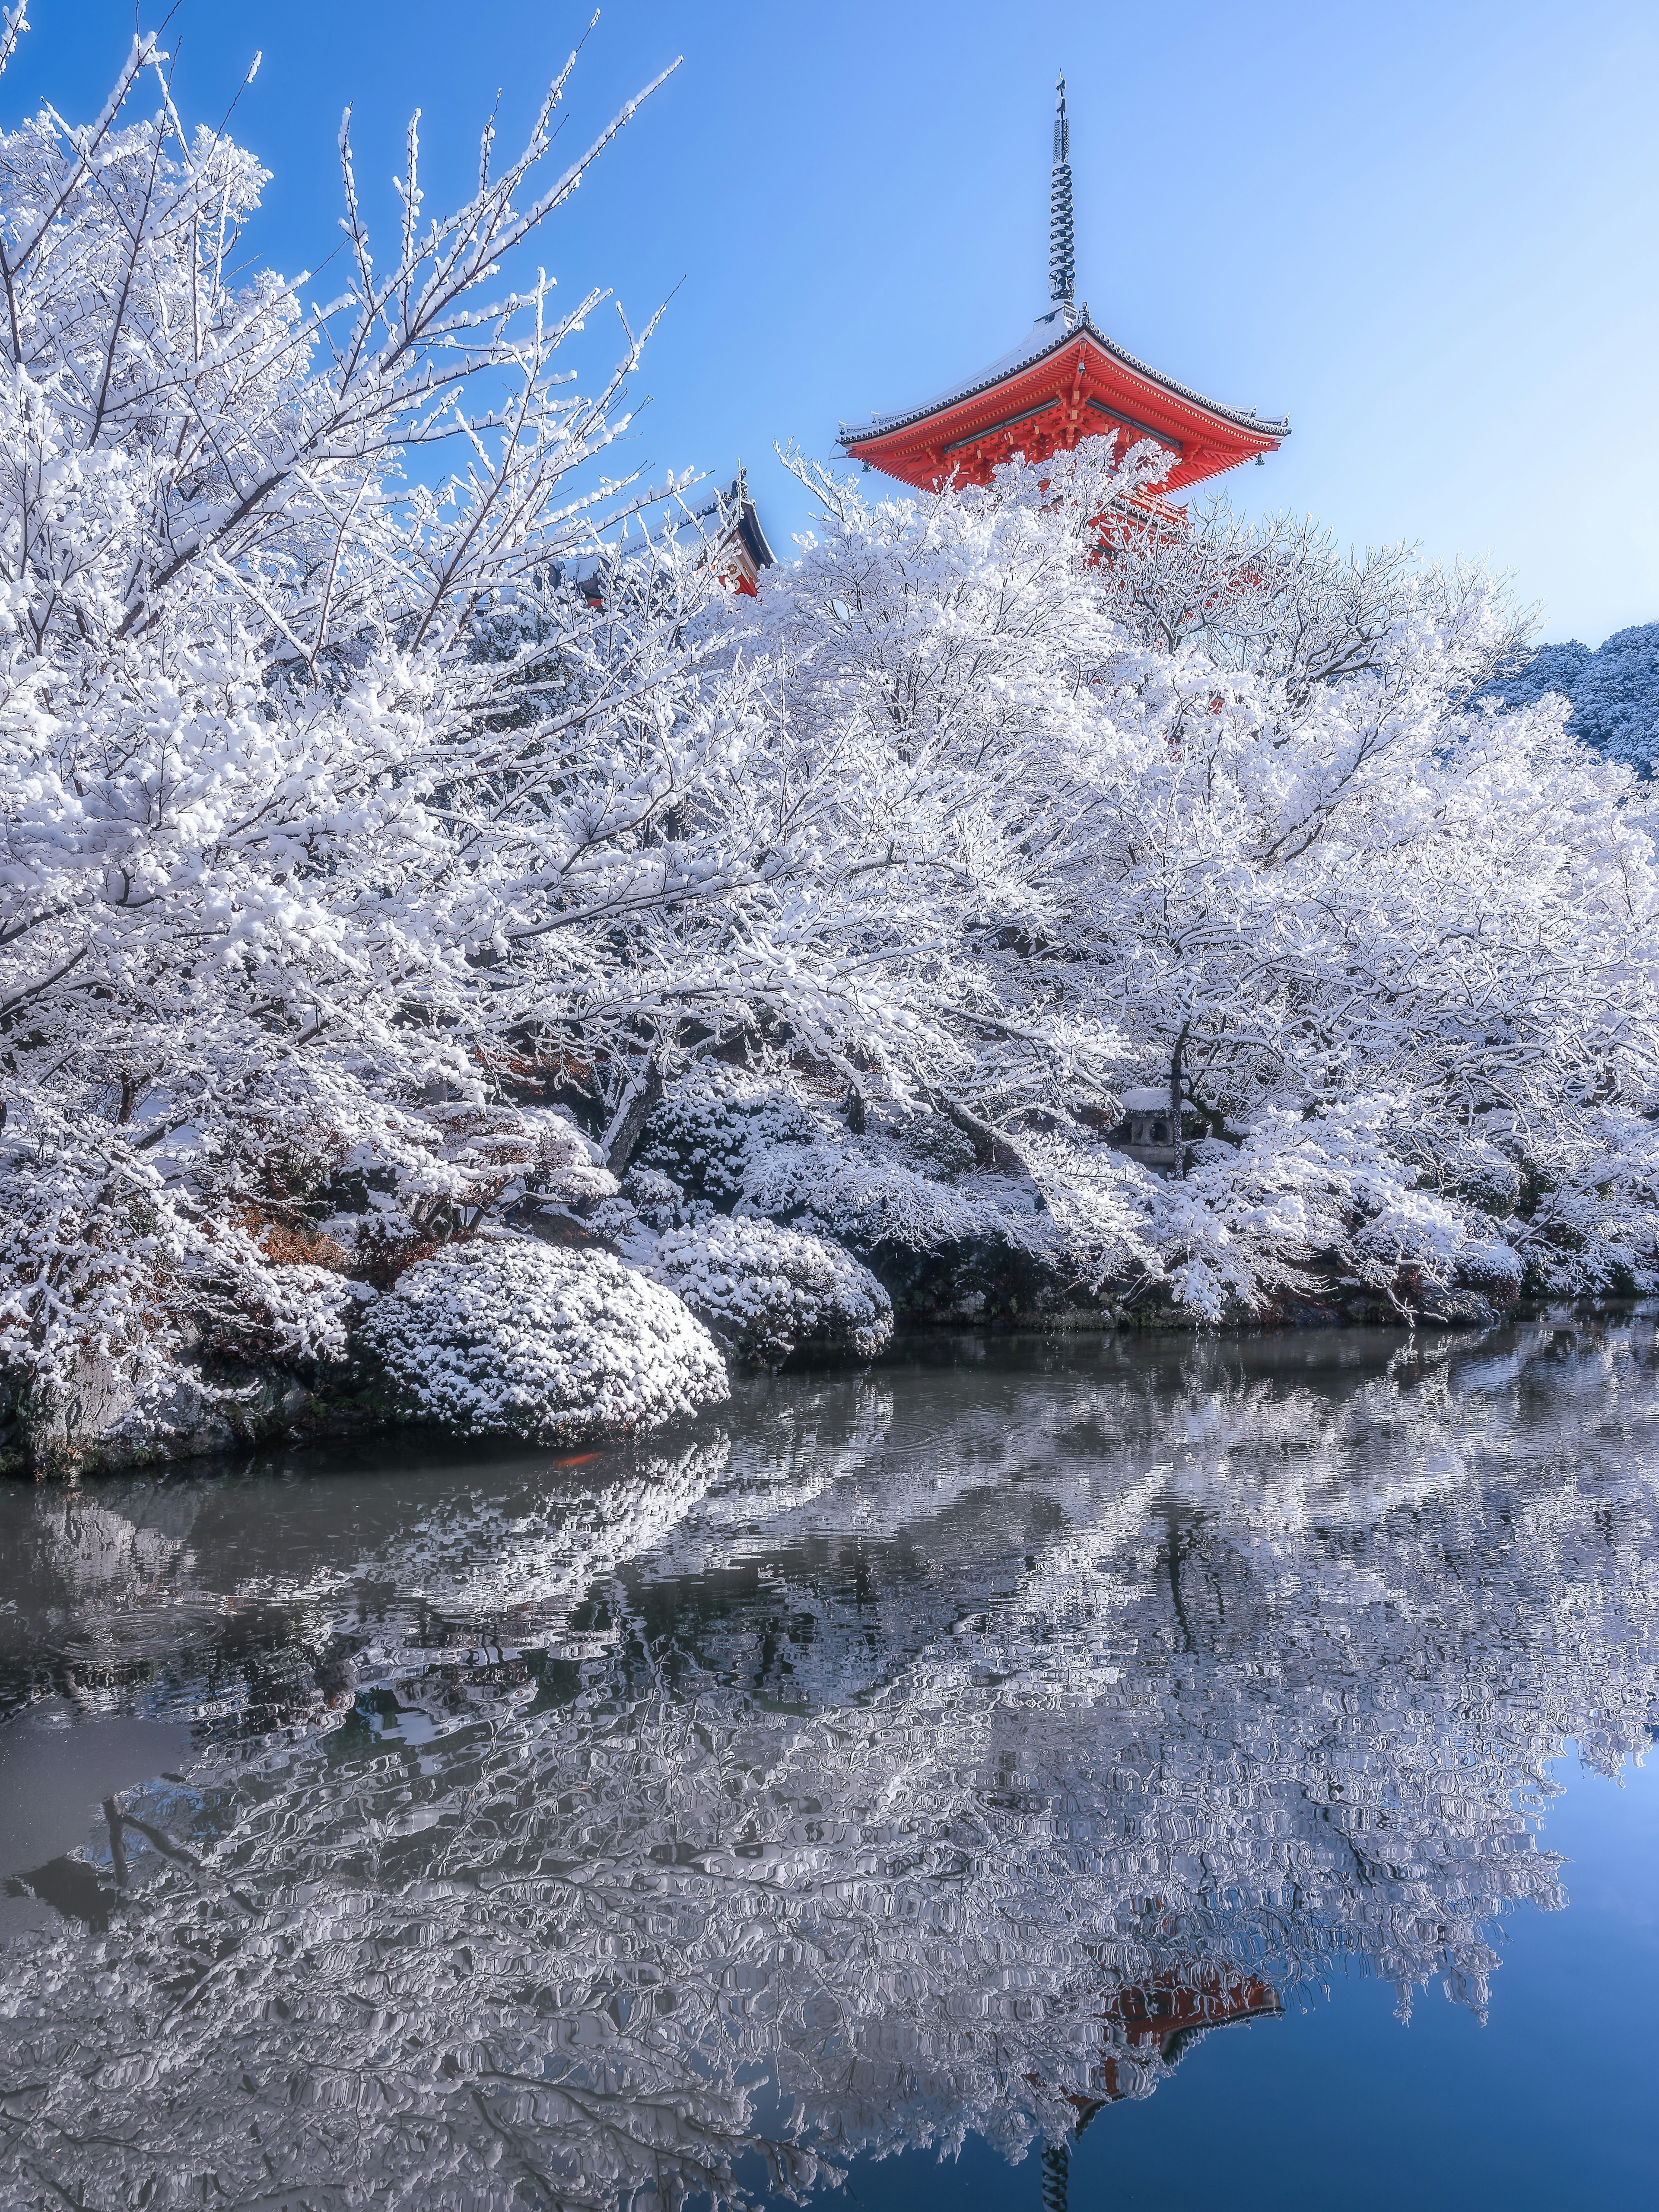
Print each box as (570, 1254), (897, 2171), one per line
(1487, 622), (1659, 773)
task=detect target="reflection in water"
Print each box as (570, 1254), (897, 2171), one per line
(1, 1322), (1657, 2209)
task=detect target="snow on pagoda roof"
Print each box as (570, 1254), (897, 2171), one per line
(838, 303), (1290, 452)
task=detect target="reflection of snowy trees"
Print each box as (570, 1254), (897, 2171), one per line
(3, 1323), (1659, 2209)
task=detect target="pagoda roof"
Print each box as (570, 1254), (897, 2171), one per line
(566, 471), (777, 604)
(693, 472), (776, 596)
(839, 305), (1289, 452)
(837, 79), (1288, 501)
(701, 475), (777, 577)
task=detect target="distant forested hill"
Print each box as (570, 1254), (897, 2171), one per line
(1488, 623), (1659, 774)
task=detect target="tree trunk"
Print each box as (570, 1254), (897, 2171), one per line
(933, 1094), (1026, 1176)
(1170, 1021), (1191, 1179)
(603, 1058), (664, 1176)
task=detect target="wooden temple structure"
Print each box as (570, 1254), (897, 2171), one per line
(573, 470), (776, 608)
(839, 80), (1288, 497)
(699, 468), (777, 597)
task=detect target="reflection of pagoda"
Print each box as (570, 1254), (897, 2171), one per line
(1094, 1967), (1281, 2098)
(1039, 1969), (1281, 2210)
(839, 80), (1288, 496)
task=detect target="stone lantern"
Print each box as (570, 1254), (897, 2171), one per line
(1116, 1087), (1182, 1173)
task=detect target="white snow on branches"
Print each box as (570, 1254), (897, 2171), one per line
(362, 1240), (728, 1444)
(702, 446), (1659, 1318)
(1158, 1101), (1512, 1321)
(0, 22), (737, 1417)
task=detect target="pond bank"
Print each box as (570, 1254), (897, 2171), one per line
(3, 1287), (1636, 1482)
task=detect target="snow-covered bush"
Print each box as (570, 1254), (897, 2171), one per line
(643, 1214), (893, 1367)
(743, 1134), (989, 1256)
(361, 1241), (728, 1444)
(637, 1080), (1158, 1322)
(1157, 1102), (1515, 1322)
(633, 1078), (822, 1207)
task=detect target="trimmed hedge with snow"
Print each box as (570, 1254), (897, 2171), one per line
(643, 1214), (893, 1367)
(362, 1241), (729, 1445)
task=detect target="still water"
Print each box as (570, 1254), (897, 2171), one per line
(2, 1323), (1657, 2210)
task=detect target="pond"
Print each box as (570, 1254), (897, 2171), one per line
(1, 1322), (1657, 2210)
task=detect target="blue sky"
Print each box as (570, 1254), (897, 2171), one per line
(7, 1), (1655, 642)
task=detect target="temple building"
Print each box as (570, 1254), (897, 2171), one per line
(839, 80), (1288, 498)
(696, 468), (777, 597)
(572, 470), (775, 607)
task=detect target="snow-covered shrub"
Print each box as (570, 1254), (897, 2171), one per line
(643, 1215), (893, 1367)
(729, 1107), (1165, 1322)
(361, 1240), (728, 1444)
(744, 1136), (989, 1256)
(315, 1104), (617, 1273)
(635, 1077), (823, 1208)
(618, 1166), (703, 1233)
(1157, 1103), (1506, 1322)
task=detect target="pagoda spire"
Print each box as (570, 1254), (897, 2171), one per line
(1049, 75), (1075, 314)
(837, 77), (1289, 496)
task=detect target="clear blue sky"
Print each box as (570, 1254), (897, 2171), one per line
(7, 1), (1655, 642)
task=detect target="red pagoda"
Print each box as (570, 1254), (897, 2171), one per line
(839, 80), (1288, 497)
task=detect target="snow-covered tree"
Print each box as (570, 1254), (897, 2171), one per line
(704, 448), (1659, 1318)
(0, 24), (984, 1446)
(0, 16), (726, 1411)
(1483, 621), (1659, 777)
(0, 23), (1070, 1453)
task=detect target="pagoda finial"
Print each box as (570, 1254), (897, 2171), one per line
(1049, 74), (1075, 312)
